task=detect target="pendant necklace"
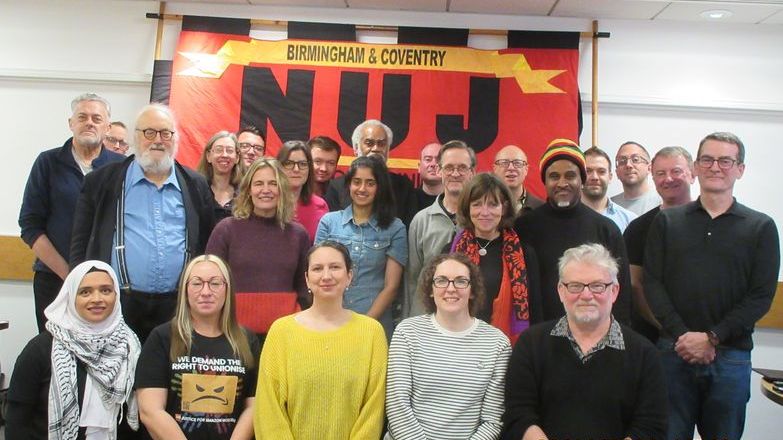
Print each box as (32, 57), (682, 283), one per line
(477, 237), (496, 256)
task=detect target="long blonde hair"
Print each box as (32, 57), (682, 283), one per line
(169, 255), (254, 367)
(232, 158), (295, 229)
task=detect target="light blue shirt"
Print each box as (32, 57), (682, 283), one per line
(602, 199), (637, 233)
(315, 206), (408, 315)
(111, 161), (186, 293)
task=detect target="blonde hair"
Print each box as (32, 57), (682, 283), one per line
(232, 158), (295, 228)
(169, 255), (254, 367)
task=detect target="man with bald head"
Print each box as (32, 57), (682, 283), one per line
(19, 93), (124, 331)
(413, 142), (442, 213)
(493, 145), (543, 216)
(71, 103), (215, 342)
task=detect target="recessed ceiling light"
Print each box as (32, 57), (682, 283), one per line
(700, 9), (733, 20)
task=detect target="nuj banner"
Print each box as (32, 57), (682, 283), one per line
(151, 16), (582, 196)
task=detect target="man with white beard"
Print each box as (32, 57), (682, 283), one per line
(70, 103), (215, 342)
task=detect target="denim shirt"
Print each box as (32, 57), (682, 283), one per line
(315, 206), (407, 314)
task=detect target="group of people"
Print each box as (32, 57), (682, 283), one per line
(9, 92), (779, 440)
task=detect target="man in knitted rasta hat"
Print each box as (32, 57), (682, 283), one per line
(514, 138), (632, 324)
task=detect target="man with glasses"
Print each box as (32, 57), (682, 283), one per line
(237, 125), (265, 169)
(492, 144), (543, 217)
(103, 121), (130, 155)
(503, 243), (667, 440)
(70, 103), (216, 343)
(19, 93), (123, 332)
(514, 139), (632, 325)
(644, 132), (779, 440)
(324, 119), (416, 225)
(611, 141), (661, 215)
(404, 140), (476, 318)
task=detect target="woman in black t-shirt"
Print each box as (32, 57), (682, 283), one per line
(135, 255), (260, 440)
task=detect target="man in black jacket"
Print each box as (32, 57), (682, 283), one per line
(70, 103), (215, 342)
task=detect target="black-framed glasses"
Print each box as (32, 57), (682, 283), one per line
(282, 160), (309, 170)
(439, 164), (472, 175)
(136, 128), (174, 141)
(433, 276), (471, 289)
(616, 155), (649, 167)
(187, 277), (227, 292)
(494, 159), (528, 169)
(560, 281), (613, 294)
(104, 136), (128, 148)
(238, 142), (265, 154)
(696, 156), (738, 170)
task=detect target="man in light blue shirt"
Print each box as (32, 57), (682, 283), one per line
(583, 146), (637, 232)
(71, 103), (215, 342)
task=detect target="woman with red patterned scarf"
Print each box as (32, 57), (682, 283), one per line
(449, 173), (542, 343)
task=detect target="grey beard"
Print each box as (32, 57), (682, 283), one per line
(137, 151), (174, 175)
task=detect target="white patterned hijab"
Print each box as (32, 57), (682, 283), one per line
(44, 260), (140, 440)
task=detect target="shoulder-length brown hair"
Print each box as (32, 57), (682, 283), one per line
(276, 140), (315, 204)
(417, 253), (486, 317)
(170, 254), (254, 367)
(456, 173), (517, 231)
(196, 131), (241, 186)
(232, 158), (295, 229)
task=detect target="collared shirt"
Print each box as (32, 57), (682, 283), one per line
(551, 315), (625, 363)
(601, 199), (637, 233)
(644, 197), (779, 350)
(111, 161), (186, 293)
(315, 205), (407, 314)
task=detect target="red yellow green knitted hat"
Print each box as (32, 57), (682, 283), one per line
(539, 138), (586, 183)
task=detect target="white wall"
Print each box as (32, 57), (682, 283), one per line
(1, 1), (781, 437)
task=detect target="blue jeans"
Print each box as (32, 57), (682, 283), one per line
(657, 339), (751, 440)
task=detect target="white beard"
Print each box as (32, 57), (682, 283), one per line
(136, 144), (176, 175)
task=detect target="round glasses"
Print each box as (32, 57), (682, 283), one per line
(187, 277), (227, 293)
(136, 128), (174, 141)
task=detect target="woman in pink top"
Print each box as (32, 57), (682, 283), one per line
(277, 140), (328, 243)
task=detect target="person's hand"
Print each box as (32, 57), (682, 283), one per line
(675, 332), (715, 364)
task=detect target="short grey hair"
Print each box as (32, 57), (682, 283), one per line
(351, 119), (393, 156)
(698, 132), (745, 164)
(652, 146), (694, 170)
(71, 93), (111, 117)
(134, 103), (177, 135)
(558, 243), (619, 282)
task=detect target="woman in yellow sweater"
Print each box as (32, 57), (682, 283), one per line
(254, 241), (388, 439)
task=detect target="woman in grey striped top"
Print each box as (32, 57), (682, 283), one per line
(385, 253), (511, 440)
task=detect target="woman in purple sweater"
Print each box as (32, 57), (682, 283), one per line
(205, 158), (310, 342)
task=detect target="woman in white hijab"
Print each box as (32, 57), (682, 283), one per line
(6, 260), (141, 440)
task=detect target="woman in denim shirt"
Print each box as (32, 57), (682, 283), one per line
(315, 156), (407, 337)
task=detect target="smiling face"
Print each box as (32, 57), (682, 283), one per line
(440, 148), (475, 198)
(207, 136), (238, 176)
(250, 166), (280, 217)
(469, 194), (504, 238)
(186, 261), (227, 321)
(282, 149), (309, 192)
(694, 139), (744, 196)
(306, 246), (353, 300)
(652, 154), (694, 206)
(432, 259), (472, 318)
(558, 261), (618, 326)
(583, 154), (612, 202)
(69, 100), (110, 150)
(238, 131), (265, 168)
(349, 166), (378, 210)
(134, 108), (177, 174)
(74, 271), (117, 323)
(615, 143), (651, 187)
(545, 159), (582, 208)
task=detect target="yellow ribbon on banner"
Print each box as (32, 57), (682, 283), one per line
(179, 39), (567, 94)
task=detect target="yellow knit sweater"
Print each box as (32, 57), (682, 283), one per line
(254, 312), (388, 440)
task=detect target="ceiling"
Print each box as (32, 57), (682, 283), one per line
(163, 0), (783, 24)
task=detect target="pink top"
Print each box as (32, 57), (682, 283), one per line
(295, 194), (329, 243)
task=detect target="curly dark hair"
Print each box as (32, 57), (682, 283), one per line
(417, 253), (486, 317)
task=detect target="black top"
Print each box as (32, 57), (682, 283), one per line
(644, 198), (780, 350)
(6, 332), (87, 440)
(502, 320), (667, 440)
(135, 323), (261, 440)
(518, 191), (544, 216)
(514, 202), (632, 325)
(412, 186), (438, 217)
(623, 206), (661, 266)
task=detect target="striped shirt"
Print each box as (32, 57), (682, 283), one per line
(385, 314), (511, 440)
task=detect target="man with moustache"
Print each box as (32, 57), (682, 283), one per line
(103, 121), (130, 155)
(624, 146), (695, 341)
(413, 142), (442, 213)
(237, 125), (265, 169)
(404, 140), (476, 317)
(514, 139), (631, 325)
(307, 135), (342, 196)
(492, 145), (543, 217)
(70, 103), (215, 342)
(502, 243), (667, 440)
(582, 146), (636, 232)
(645, 132), (779, 440)
(19, 93), (124, 332)
(612, 141), (661, 215)
(324, 119), (416, 225)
